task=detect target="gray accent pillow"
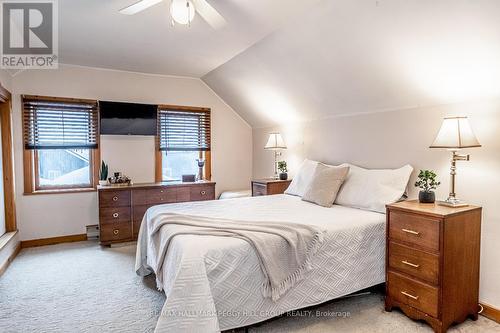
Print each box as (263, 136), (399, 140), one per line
(302, 164), (350, 207)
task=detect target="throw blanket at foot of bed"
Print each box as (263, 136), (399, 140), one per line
(137, 212), (325, 301)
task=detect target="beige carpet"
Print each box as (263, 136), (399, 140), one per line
(0, 241), (498, 333)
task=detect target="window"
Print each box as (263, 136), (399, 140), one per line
(22, 95), (99, 194)
(161, 151), (200, 181)
(36, 149), (92, 188)
(156, 106), (211, 182)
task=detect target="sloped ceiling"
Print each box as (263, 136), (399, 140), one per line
(202, 0), (500, 128)
(58, 0), (321, 77)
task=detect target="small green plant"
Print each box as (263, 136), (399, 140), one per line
(278, 161), (288, 173)
(414, 170), (440, 192)
(100, 161), (109, 181)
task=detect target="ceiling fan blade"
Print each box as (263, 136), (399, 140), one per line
(119, 0), (163, 15)
(192, 0), (226, 29)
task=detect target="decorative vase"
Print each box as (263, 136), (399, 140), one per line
(419, 191), (435, 203)
(197, 159), (205, 181)
(98, 180), (108, 186)
(279, 172), (288, 180)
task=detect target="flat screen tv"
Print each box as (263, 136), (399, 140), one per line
(99, 101), (157, 135)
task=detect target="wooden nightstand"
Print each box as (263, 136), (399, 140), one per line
(385, 200), (482, 333)
(251, 179), (292, 196)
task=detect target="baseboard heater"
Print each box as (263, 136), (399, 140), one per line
(86, 225), (99, 240)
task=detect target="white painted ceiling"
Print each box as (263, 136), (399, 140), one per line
(59, 0), (320, 77)
(203, 0), (500, 127)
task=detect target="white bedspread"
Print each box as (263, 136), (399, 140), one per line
(136, 194), (386, 333)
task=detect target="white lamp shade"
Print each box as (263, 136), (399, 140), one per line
(430, 117), (481, 149)
(264, 133), (287, 150)
(171, 0), (196, 25)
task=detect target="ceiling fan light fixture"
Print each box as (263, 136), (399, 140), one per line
(170, 0), (195, 25)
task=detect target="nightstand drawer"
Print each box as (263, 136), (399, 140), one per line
(387, 271), (439, 318)
(389, 241), (439, 285)
(267, 182), (291, 195)
(389, 211), (440, 251)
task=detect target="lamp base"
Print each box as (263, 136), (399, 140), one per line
(437, 198), (468, 208)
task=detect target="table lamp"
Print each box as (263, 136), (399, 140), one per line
(264, 132), (287, 179)
(430, 116), (481, 207)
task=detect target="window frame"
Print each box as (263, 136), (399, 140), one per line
(0, 83), (16, 234)
(155, 105), (211, 182)
(22, 95), (100, 195)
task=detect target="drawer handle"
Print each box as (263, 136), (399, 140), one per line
(112, 213), (119, 218)
(402, 260), (420, 268)
(160, 190), (164, 193)
(112, 196), (118, 202)
(160, 197), (164, 201)
(402, 228), (420, 236)
(113, 229), (119, 235)
(401, 291), (419, 300)
(201, 190), (206, 195)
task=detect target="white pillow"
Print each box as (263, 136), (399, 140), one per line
(335, 164), (414, 213)
(284, 159), (319, 197)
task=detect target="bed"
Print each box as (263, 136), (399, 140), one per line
(136, 193), (387, 333)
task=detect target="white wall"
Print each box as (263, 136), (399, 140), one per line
(253, 99), (500, 309)
(100, 135), (156, 183)
(0, 69), (12, 92)
(11, 64), (252, 241)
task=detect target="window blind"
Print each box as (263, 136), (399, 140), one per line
(158, 107), (211, 151)
(23, 96), (99, 150)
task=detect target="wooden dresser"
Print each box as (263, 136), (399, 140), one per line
(385, 200), (482, 333)
(251, 179), (292, 196)
(98, 181), (216, 245)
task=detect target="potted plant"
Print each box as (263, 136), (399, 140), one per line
(278, 161), (288, 180)
(99, 161), (109, 186)
(414, 170), (440, 203)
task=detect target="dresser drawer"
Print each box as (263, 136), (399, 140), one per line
(389, 241), (439, 285)
(131, 189), (147, 206)
(146, 188), (177, 205)
(99, 190), (131, 208)
(387, 271), (439, 318)
(190, 185), (215, 201)
(176, 187), (190, 202)
(252, 183), (267, 196)
(133, 204), (151, 223)
(99, 207), (131, 225)
(133, 205), (151, 237)
(100, 222), (132, 242)
(389, 211), (440, 251)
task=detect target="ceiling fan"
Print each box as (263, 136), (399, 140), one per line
(119, 0), (227, 29)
